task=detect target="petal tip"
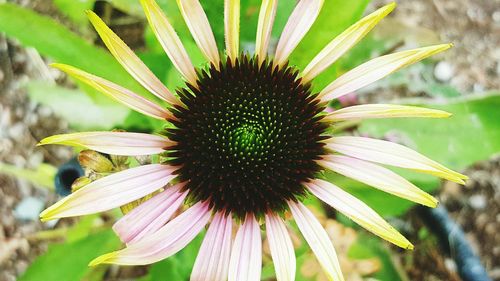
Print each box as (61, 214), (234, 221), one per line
(89, 252), (118, 266)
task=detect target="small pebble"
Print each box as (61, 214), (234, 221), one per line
(434, 61), (454, 82)
(13, 197), (45, 221)
(469, 194), (487, 210)
(7, 123), (25, 141)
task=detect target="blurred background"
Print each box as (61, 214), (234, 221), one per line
(0, 0), (498, 280)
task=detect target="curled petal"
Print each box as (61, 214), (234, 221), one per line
(274, 0), (324, 66)
(288, 201), (344, 281)
(324, 104), (451, 121)
(86, 10), (180, 105)
(319, 44), (453, 102)
(302, 2), (395, 82)
(177, 0), (220, 66)
(51, 63), (174, 120)
(90, 201), (211, 266)
(265, 213), (296, 281)
(318, 155), (438, 207)
(307, 179), (413, 249)
(224, 0), (240, 61)
(40, 164), (177, 221)
(255, 0), (278, 64)
(140, 0), (198, 85)
(228, 214), (262, 281)
(325, 136), (467, 183)
(113, 183), (188, 244)
(38, 131), (173, 156)
(191, 212), (232, 281)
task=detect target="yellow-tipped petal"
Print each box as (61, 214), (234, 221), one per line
(86, 10), (180, 105)
(319, 155), (439, 208)
(177, 0), (220, 67)
(38, 131), (172, 156)
(140, 0), (198, 85)
(307, 179), (414, 249)
(325, 136), (468, 184)
(255, 0), (278, 64)
(319, 43), (453, 102)
(274, 0), (324, 66)
(224, 0), (240, 61)
(89, 251), (119, 266)
(51, 63), (174, 120)
(302, 2), (396, 82)
(324, 104), (452, 121)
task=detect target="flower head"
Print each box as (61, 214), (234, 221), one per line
(39, 0), (467, 280)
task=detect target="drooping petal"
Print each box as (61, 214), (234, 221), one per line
(325, 136), (467, 183)
(40, 164), (177, 221)
(224, 0), (240, 61)
(90, 201), (211, 266)
(140, 0), (198, 85)
(319, 44), (453, 102)
(324, 104), (452, 121)
(51, 64), (174, 120)
(228, 214), (262, 281)
(274, 0), (324, 66)
(318, 155), (438, 207)
(191, 212), (232, 281)
(302, 3), (395, 83)
(255, 0), (277, 64)
(113, 183), (188, 244)
(86, 10), (180, 105)
(288, 201), (344, 281)
(265, 213), (296, 281)
(177, 0), (220, 66)
(306, 179), (413, 249)
(38, 131), (173, 156)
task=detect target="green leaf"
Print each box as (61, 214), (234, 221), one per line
(0, 3), (154, 102)
(53, 0), (96, 26)
(0, 162), (56, 190)
(27, 81), (130, 130)
(348, 233), (403, 281)
(19, 230), (120, 281)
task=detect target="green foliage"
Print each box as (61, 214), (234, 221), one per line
(53, 0), (95, 26)
(19, 230), (120, 281)
(0, 3), (154, 102)
(0, 162), (56, 190)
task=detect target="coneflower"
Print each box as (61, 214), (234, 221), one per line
(38, 0), (467, 280)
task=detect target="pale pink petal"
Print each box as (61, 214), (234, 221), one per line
(274, 0), (324, 66)
(288, 201), (344, 281)
(255, 0), (278, 64)
(265, 213), (296, 281)
(301, 3), (395, 82)
(318, 44), (452, 102)
(38, 131), (173, 156)
(191, 212), (232, 281)
(177, 0), (220, 66)
(51, 63), (174, 120)
(87, 10), (180, 105)
(224, 0), (240, 61)
(325, 136), (467, 183)
(228, 214), (262, 281)
(40, 164), (177, 221)
(90, 201), (211, 266)
(306, 179), (413, 249)
(140, 0), (198, 85)
(318, 155), (438, 207)
(113, 183), (188, 244)
(324, 104), (452, 121)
